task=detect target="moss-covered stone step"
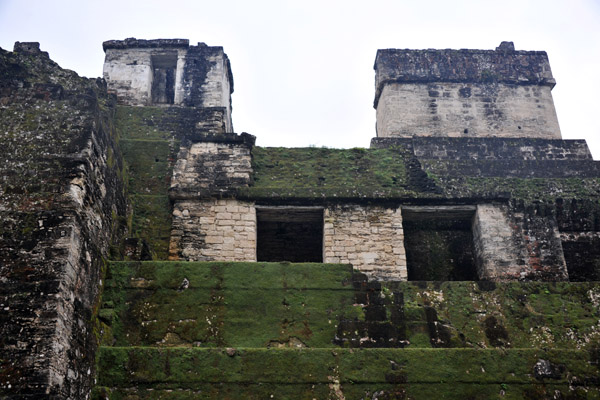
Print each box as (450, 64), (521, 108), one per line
(239, 146), (600, 202)
(371, 137), (594, 161)
(115, 105), (221, 142)
(119, 136), (178, 260)
(432, 175), (600, 201)
(340, 280), (600, 350)
(92, 383), (598, 400)
(99, 262), (600, 350)
(99, 262), (357, 348)
(421, 159), (600, 179)
(95, 347), (599, 399)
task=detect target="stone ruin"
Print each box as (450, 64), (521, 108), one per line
(1, 38), (599, 399)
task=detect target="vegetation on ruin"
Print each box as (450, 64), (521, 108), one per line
(94, 346), (598, 399)
(244, 147), (600, 207)
(243, 146), (418, 200)
(94, 260), (600, 398)
(114, 106), (181, 259)
(98, 261), (356, 349)
(98, 261), (600, 352)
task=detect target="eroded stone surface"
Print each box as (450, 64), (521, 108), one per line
(2, 38), (600, 399)
(374, 43), (561, 139)
(103, 38), (234, 132)
(0, 43), (127, 398)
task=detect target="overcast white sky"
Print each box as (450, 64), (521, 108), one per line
(1, 0), (599, 158)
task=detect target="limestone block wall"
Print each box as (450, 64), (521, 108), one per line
(167, 133), (255, 262)
(169, 199), (256, 261)
(376, 83), (561, 139)
(169, 138), (254, 199)
(323, 205), (406, 280)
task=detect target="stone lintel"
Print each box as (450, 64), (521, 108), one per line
(192, 132), (256, 147)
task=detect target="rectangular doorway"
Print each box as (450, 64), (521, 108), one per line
(256, 206), (324, 262)
(402, 206), (478, 281)
(151, 53), (177, 104)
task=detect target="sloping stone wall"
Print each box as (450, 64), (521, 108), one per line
(0, 43), (128, 398)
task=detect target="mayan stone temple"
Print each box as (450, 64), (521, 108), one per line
(1, 38), (599, 399)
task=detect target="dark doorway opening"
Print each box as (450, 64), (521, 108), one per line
(562, 234), (600, 281)
(151, 53), (177, 104)
(256, 207), (323, 263)
(402, 206), (478, 281)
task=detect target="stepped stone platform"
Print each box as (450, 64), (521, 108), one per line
(93, 261), (600, 399)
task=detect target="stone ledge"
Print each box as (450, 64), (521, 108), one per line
(371, 137), (593, 161)
(103, 38), (190, 51)
(97, 347), (599, 386)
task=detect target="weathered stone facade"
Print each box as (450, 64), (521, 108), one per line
(374, 42), (561, 139)
(103, 38), (234, 132)
(376, 83), (561, 139)
(166, 132), (256, 262)
(169, 139), (254, 199)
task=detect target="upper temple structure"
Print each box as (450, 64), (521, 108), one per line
(1, 39), (599, 399)
(102, 38), (234, 132)
(374, 41), (561, 139)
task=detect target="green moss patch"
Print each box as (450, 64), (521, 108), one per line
(120, 139), (179, 195)
(99, 263), (600, 351)
(241, 147), (419, 200)
(100, 261), (355, 348)
(95, 262), (600, 398)
(242, 146), (600, 204)
(115, 106), (173, 141)
(92, 383), (599, 400)
(129, 195), (172, 259)
(115, 106), (183, 259)
(96, 348), (599, 394)
(376, 281), (600, 350)
(434, 176), (600, 202)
